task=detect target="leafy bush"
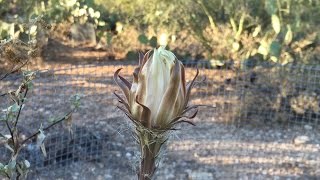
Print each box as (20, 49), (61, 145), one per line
(95, 0), (319, 64)
(1, 0), (319, 63)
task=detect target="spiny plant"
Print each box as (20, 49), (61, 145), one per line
(114, 46), (201, 179)
(0, 18), (80, 180)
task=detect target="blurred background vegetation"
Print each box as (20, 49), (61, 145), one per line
(0, 0), (319, 67)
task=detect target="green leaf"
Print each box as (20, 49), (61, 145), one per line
(70, 94), (82, 108)
(241, 58), (257, 70)
(0, 115), (6, 121)
(149, 36), (157, 48)
(30, 14), (38, 20)
(269, 41), (281, 58)
(10, 104), (20, 113)
(7, 160), (16, 170)
(265, 0), (278, 15)
(26, 81), (34, 90)
(138, 34), (149, 44)
(22, 70), (36, 78)
(106, 32), (113, 45)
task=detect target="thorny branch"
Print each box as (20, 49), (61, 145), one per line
(0, 59), (30, 81)
(20, 109), (76, 146)
(13, 87), (29, 128)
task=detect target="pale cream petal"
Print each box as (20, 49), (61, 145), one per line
(155, 60), (181, 127)
(142, 48), (172, 122)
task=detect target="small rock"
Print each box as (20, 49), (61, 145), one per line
(104, 174), (113, 180)
(126, 152), (132, 158)
(97, 163), (104, 168)
(304, 125), (313, 130)
(188, 171), (214, 180)
(164, 173), (175, 179)
(293, 136), (310, 145)
(115, 151), (121, 157)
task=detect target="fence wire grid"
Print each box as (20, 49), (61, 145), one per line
(1, 61), (320, 179)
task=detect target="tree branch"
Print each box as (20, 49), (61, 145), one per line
(0, 60), (29, 81)
(5, 119), (14, 145)
(20, 109), (75, 146)
(13, 88), (29, 128)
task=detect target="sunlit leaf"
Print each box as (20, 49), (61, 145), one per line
(258, 45), (269, 56)
(232, 41), (241, 52)
(37, 128), (47, 157)
(284, 25), (293, 45)
(252, 25), (261, 37)
(271, 14), (281, 34)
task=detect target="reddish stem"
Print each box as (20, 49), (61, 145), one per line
(138, 134), (162, 180)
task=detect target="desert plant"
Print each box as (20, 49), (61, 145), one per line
(114, 46), (200, 179)
(0, 19), (80, 180)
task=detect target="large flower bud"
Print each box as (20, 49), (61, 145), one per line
(114, 46), (199, 129)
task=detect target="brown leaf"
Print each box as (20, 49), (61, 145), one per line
(184, 68), (199, 107)
(169, 109), (198, 125)
(114, 91), (130, 111)
(135, 96), (151, 128)
(155, 61), (181, 127)
(140, 50), (153, 72)
(113, 68), (130, 101)
(118, 75), (132, 89)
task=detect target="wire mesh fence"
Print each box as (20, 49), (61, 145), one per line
(1, 60), (320, 179)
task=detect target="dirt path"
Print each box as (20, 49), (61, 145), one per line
(1, 42), (320, 179)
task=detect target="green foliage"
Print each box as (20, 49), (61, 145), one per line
(265, 0), (278, 15)
(138, 34), (149, 44)
(95, 0), (319, 63)
(138, 34), (158, 47)
(149, 36), (157, 48)
(269, 41), (282, 62)
(1, 0), (319, 64)
(0, 19), (80, 179)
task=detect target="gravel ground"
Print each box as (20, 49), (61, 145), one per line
(1, 61), (320, 180)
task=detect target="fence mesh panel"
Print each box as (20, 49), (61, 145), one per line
(1, 61), (320, 179)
